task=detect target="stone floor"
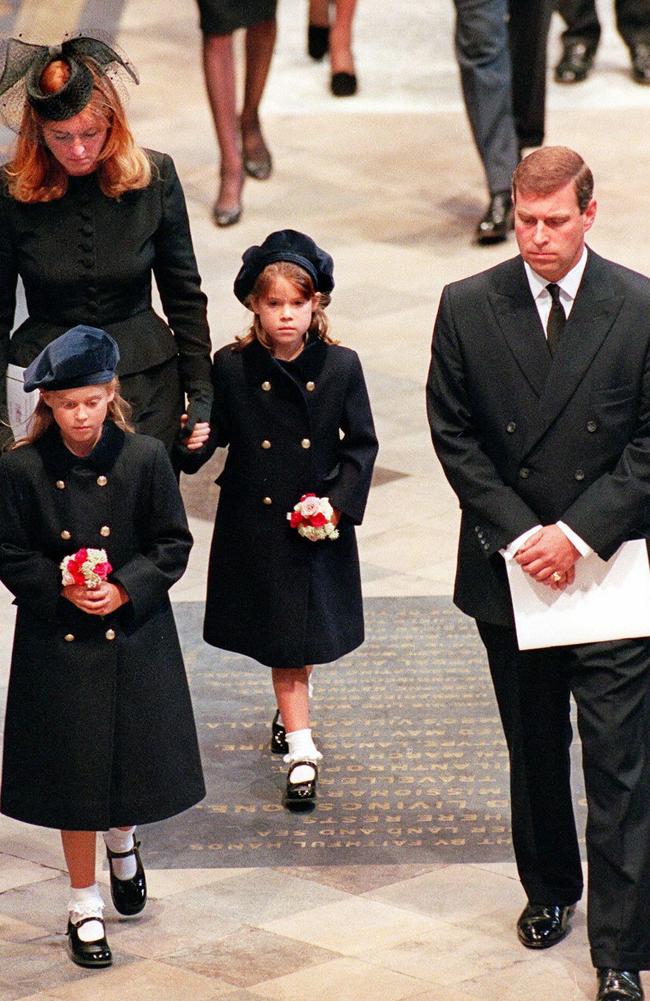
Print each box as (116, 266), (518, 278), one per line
(1, 0), (650, 998)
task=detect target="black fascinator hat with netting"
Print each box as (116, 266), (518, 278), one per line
(0, 32), (139, 132)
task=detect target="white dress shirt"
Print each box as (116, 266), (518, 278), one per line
(502, 247), (592, 561)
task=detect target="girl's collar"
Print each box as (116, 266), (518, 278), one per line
(242, 332), (329, 385)
(36, 420), (126, 475)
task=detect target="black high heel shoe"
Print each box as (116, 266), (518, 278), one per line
(106, 836), (147, 916)
(308, 24), (330, 60)
(284, 759), (318, 809)
(271, 709), (288, 755)
(67, 916), (112, 968)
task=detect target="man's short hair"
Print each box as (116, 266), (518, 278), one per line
(512, 146), (594, 213)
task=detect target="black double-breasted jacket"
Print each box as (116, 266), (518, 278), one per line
(0, 422), (205, 830)
(427, 249), (650, 626)
(179, 335), (378, 668)
(0, 150), (212, 445)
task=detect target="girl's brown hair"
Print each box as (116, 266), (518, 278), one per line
(235, 261), (338, 352)
(5, 57), (151, 203)
(11, 378), (134, 448)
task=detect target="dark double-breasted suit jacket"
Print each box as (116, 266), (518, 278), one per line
(427, 249), (650, 628)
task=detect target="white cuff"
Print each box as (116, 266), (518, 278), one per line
(557, 521), (592, 558)
(500, 525), (542, 561)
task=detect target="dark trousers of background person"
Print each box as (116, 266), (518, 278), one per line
(453, 0), (553, 196)
(477, 620), (650, 969)
(558, 0), (650, 51)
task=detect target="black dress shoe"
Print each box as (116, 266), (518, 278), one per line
(597, 969), (644, 1001)
(631, 44), (650, 84)
(308, 24), (329, 60)
(516, 901), (576, 949)
(331, 71), (357, 97)
(106, 837), (147, 916)
(67, 916), (112, 968)
(554, 40), (595, 83)
(475, 191), (513, 245)
(271, 709), (288, 755)
(284, 760), (318, 809)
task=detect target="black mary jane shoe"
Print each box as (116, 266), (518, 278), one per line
(67, 916), (112, 968)
(631, 44), (650, 85)
(597, 968), (644, 1001)
(271, 709), (289, 755)
(516, 901), (576, 949)
(284, 759), (318, 809)
(106, 837), (147, 916)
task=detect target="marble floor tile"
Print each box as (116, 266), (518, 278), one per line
(258, 896), (446, 955)
(162, 926), (337, 987)
(41, 958), (237, 1000)
(272, 863), (447, 895)
(251, 956), (425, 1001)
(0, 857), (61, 894)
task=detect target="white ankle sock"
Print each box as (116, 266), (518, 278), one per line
(68, 883), (105, 942)
(103, 826), (137, 880)
(284, 728), (322, 782)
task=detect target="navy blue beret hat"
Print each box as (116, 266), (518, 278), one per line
(23, 325), (120, 392)
(234, 229), (335, 305)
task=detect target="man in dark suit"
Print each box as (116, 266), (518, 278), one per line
(555, 0), (650, 85)
(453, 0), (553, 244)
(427, 146), (650, 1001)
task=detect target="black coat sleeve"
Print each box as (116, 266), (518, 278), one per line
(325, 351), (378, 525)
(174, 347), (231, 474)
(110, 440), (193, 623)
(0, 455), (63, 622)
(426, 285), (540, 554)
(152, 154), (213, 423)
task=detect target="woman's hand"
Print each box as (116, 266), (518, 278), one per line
(180, 414), (211, 451)
(62, 582), (129, 615)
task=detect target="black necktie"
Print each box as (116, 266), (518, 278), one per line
(546, 283), (566, 356)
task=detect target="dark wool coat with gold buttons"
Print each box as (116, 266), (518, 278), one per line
(0, 422), (205, 830)
(0, 150), (212, 449)
(178, 335), (378, 668)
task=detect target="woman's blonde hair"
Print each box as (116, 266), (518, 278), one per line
(11, 378), (134, 448)
(235, 261), (338, 352)
(5, 57), (151, 202)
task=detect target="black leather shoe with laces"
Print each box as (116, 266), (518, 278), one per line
(631, 44), (650, 84)
(554, 40), (595, 83)
(106, 837), (147, 916)
(516, 902), (576, 949)
(597, 968), (644, 1001)
(475, 191), (513, 245)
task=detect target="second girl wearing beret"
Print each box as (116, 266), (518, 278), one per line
(182, 229), (378, 807)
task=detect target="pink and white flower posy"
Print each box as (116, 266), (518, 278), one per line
(287, 493), (340, 542)
(60, 548), (112, 589)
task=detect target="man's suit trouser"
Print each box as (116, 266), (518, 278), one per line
(453, 0), (552, 195)
(558, 0), (650, 51)
(478, 620), (650, 969)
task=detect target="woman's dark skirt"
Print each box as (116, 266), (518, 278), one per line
(197, 0), (277, 35)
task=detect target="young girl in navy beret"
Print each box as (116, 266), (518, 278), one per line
(182, 229), (378, 807)
(0, 325), (205, 969)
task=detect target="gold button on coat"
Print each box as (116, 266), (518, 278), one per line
(99, 525), (111, 537)
(105, 628), (116, 641)
(261, 439), (272, 449)
(64, 633), (75, 642)
(56, 480), (65, 490)
(61, 529), (71, 540)
(301, 438), (311, 449)
(306, 381), (315, 392)
(261, 381), (271, 391)
(97, 475), (108, 486)
(262, 496), (273, 505)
